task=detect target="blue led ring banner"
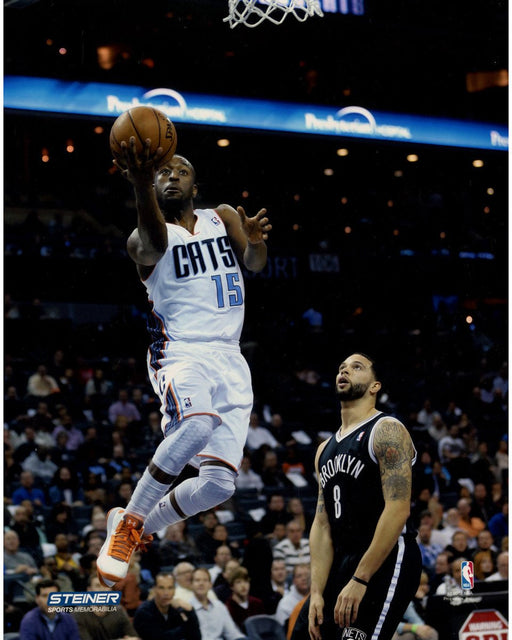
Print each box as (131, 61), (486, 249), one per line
(4, 76), (508, 150)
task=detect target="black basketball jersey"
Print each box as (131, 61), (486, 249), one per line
(318, 411), (417, 555)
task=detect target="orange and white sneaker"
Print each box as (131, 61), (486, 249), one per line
(96, 508), (151, 588)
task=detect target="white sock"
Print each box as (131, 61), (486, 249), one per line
(144, 466), (235, 534)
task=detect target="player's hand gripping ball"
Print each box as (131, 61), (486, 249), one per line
(109, 106), (177, 167)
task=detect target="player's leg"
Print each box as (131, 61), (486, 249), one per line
(143, 459), (237, 533)
(143, 347), (252, 534)
(97, 352), (218, 586)
(347, 538), (422, 640)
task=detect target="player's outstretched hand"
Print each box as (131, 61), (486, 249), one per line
(113, 136), (164, 186)
(237, 206), (272, 244)
(308, 593), (324, 640)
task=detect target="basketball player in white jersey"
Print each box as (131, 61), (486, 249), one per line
(97, 138), (271, 588)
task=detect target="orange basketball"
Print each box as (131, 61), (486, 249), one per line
(109, 106), (177, 167)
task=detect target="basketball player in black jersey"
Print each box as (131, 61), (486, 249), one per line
(291, 353), (422, 640)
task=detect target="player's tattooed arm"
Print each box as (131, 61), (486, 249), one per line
(373, 418), (414, 502)
(316, 483), (326, 514)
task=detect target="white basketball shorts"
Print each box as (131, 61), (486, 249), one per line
(147, 340), (253, 472)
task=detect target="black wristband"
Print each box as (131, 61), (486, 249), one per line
(351, 576), (369, 587)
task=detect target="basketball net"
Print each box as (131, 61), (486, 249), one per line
(224, 0), (324, 28)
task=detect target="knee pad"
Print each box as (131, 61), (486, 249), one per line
(173, 464), (236, 516)
(152, 414), (215, 476)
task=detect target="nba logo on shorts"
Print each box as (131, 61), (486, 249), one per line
(461, 560), (474, 590)
(184, 397), (192, 408)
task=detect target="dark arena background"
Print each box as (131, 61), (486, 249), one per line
(3, 1), (508, 638)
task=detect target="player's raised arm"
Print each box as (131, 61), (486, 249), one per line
(216, 204), (271, 272)
(117, 137), (169, 267)
(308, 440), (334, 640)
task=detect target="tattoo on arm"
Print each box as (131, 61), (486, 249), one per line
(316, 486), (325, 514)
(374, 419), (413, 501)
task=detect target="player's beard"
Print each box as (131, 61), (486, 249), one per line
(336, 381), (370, 401)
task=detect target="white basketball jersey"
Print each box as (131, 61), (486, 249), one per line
(142, 208), (245, 344)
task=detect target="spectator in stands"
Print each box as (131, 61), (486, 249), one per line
(485, 551), (508, 581)
(107, 388), (141, 425)
(134, 571), (201, 640)
(210, 544), (233, 585)
(48, 465), (85, 506)
(83, 533), (105, 558)
(435, 557), (468, 596)
(54, 533), (81, 588)
(4, 529), (39, 577)
(443, 400), (463, 427)
(286, 496), (313, 535)
(272, 520), (310, 577)
(429, 459), (453, 497)
(494, 437), (508, 481)
(444, 530), (472, 561)
(29, 401), (57, 448)
(4, 385), (26, 424)
(433, 507), (462, 549)
(81, 508), (108, 540)
(19, 578), (80, 640)
(473, 550), (496, 581)
(84, 367), (113, 421)
(52, 413), (84, 451)
(212, 523), (242, 559)
(259, 493), (292, 536)
(194, 509), (221, 563)
(429, 550), (451, 592)
(417, 523), (444, 578)
(45, 504), (79, 545)
(245, 411), (279, 451)
(115, 552), (143, 618)
(73, 574), (139, 639)
(173, 562), (200, 603)
(190, 567), (246, 640)
(274, 563), (311, 627)
(488, 501), (508, 547)
(226, 567), (265, 633)
(10, 504), (43, 565)
(26, 364), (60, 400)
(49, 430), (75, 466)
(158, 520), (202, 567)
(417, 399), (442, 431)
(427, 415), (448, 444)
(470, 442), (499, 488)
(22, 445), (58, 485)
(470, 482), (497, 525)
(266, 558), (289, 614)
(267, 522), (288, 550)
(214, 558), (242, 602)
(12, 424), (39, 464)
(234, 454), (264, 491)
(11, 470), (46, 507)
(438, 424), (467, 478)
(39, 554), (74, 592)
(472, 529), (498, 564)
(456, 497), (486, 539)
(260, 450), (292, 488)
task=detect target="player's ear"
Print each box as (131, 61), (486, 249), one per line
(371, 381), (382, 395)
(192, 184), (198, 198)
